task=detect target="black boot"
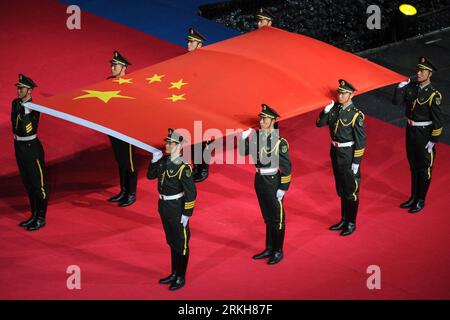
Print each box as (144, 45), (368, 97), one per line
(268, 227), (284, 265)
(19, 195), (37, 228)
(253, 225), (273, 259)
(341, 200), (358, 236)
(27, 198), (47, 231)
(159, 249), (177, 284)
(108, 169), (127, 202)
(330, 197), (347, 231)
(400, 171), (418, 208)
(409, 200), (425, 214)
(169, 253), (188, 291)
(119, 172), (137, 207)
(409, 177), (430, 214)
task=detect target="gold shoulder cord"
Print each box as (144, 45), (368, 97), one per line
(261, 140), (281, 155)
(165, 164), (185, 179)
(411, 92), (436, 111)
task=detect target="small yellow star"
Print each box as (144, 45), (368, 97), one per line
(166, 94), (186, 102)
(146, 74), (165, 84)
(169, 79), (188, 90)
(73, 90), (135, 103)
(112, 78), (133, 85)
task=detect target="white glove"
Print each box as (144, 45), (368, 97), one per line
(180, 215), (189, 227)
(24, 107), (32, 114)
(397, 78), (410, 88)
(241, 128), (253, 140)
(323, 100), (335, 113)
(151, 150), (163, 163)
(425, 141), (435, 153)
(351, 163), (359, 175)
(276, 189), (285, 201)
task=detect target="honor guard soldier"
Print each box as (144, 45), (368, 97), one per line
(187, 28), (211, 182)
(316, 80), (366, 236)
(147, 129), (197, 290)
(257, 7), (274, 29)
(12, 74), (49, 231)
(240, 104), (291, 264)
(187, 27), (206, 52)
(393, 57), (444, 213)
(106, 51), (138, 207)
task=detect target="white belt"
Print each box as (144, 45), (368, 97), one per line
(159, 192), (183, 200)
(407, 119), (432, 126)
(14, 134), (37, 141)
(331, 141), (354, 148)
(256, 168), (278, 174)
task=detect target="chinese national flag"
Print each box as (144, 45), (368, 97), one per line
(26, 27), (405, 153)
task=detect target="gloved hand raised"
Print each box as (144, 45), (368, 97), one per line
(241, 128), (254, 140)
(323, 100), (335, 113)
(397, 78), (410, 88)
(152, 150), (163, 163)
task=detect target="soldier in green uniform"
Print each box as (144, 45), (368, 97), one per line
(147, 129), (197, 291)
(12, 74), (48, 231)
(316, 80), (366, 236)
(257, 7), (274, 29)
(186, 28), (211, 183)
(393, 56), (444, 213)
(106, 51), (138, 207)
(240, 104), (291, 265)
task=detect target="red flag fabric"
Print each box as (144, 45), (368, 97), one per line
(26, 26), (405, 153)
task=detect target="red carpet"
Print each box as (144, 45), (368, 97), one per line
(1, 0), (449, 300)
(1, 110), (449, 299)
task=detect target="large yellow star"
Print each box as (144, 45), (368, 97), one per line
(146, 74), (165, 84)
(169, 79), (188, 90)
(112, 77), (133, 85)
(166, 94), (186, 102)
(73, 90), (135, 103)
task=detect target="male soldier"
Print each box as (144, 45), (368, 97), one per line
(12, 74), (49, 231)
(316, 80), (366, 236)
(106, 51), (138, 207)
(187, 28), (211, 182)
(393, 57), (444, 213)
(257, 7), (274, 29)
(147, 129), (197, 290)
(240, 104), (291, 264)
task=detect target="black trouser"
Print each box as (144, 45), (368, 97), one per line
(158, 198), (190, 256)
(109, 136), (137, 193)
(14, 138), (48, 209)
(254, 172), (285, 230)
(330, 147), (360, 202)
(406, 125), (434, 200)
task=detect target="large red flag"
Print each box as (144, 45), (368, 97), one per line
(26, 26), (405, 153)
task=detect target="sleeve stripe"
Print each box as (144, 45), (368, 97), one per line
(184, 200), (196, 209)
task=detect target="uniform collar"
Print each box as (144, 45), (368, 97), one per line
(419, 82), (431, 90)
(340, 102), (353, 111)
(169, 155), (183, 164)
(21, 97), (32, 104)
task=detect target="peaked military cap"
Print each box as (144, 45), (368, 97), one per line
(187, 28), (206, 43)
(337, 79), (356, 94)
(15, 74), (37, 89)
(417, 56), (437, 72)
(259, 103), (280, 119)
(257, 7), (274, 21)
(164, 128), (184, 144)
(110, 50), (131, 66)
